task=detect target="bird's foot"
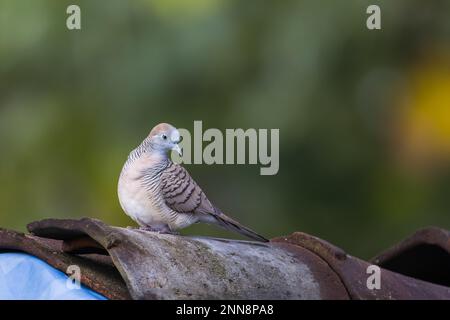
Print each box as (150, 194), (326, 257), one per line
(162, 230), (180, 236)
(139, 225), (179, 235)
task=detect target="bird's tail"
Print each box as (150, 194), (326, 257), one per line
(210, 212), (269, 242)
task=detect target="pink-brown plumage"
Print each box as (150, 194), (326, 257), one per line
(118, 123), (268, 242)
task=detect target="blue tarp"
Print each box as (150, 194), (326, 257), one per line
(0, 252), (106, 300)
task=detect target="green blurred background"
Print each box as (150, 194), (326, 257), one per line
(1, 0), (449, 258)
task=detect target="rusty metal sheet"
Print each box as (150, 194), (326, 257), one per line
(2, 218), (448, 300)
(272, 232), (450, 300)
(0, 227), (131, 300)
(371, 227), (450, 288)
(27, 218), (349, 300)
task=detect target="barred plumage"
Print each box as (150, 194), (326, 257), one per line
(117, 123), (268, 242)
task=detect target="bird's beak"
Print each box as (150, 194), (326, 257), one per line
(172, 144), (182, 156)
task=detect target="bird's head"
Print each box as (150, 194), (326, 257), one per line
(147, 123), (183, 156)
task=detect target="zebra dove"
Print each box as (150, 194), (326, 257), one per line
(117, 123), (268, 242)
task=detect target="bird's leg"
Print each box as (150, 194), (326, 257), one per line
(163, 229), (180, 236)
(139, 224), (179, 235)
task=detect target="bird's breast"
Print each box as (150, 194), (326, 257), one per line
(117, 154), (199, 230)
(118, 167), (164, 226)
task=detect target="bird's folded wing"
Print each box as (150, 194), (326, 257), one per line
(160, 163), (216, 215)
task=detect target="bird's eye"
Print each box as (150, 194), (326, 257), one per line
(162, 134), (167, 140)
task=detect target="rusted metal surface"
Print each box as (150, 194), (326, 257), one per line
(0, 227), (131, 300)
(272, 232), (450, 299)
(371, 227), (450, 288)
(1, 218), (449, 299)
(62, 236), (107, 255)
(27, 218), (349, 299)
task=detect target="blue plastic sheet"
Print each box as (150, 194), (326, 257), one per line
(0, 252), (106, 300)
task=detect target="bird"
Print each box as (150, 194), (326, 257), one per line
(117, 122), (268, 242)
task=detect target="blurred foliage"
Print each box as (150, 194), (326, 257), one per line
(0, 0), (449, 258)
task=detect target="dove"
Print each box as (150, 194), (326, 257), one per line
(117, 123), (269, 242)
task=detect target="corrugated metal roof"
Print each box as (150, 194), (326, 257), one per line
(0, 218), (448, 299)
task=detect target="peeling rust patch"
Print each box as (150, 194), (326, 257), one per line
(273, 230), (450, 300)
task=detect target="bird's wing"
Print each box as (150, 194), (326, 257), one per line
(160, 163), (216, 215)
(160, 163), (269, 242)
